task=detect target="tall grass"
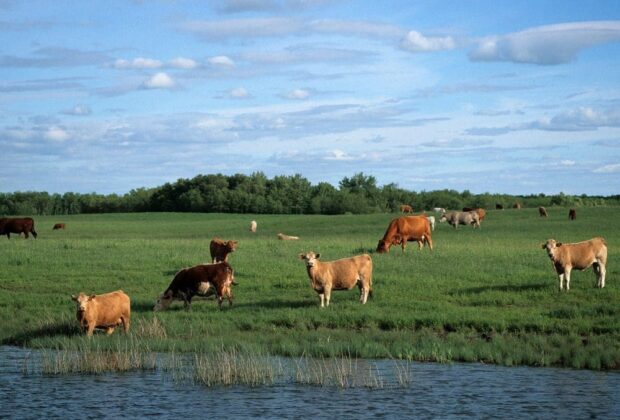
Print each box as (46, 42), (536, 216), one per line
(1, 208), (619, 369)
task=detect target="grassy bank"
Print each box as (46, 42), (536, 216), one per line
(1, 208), (618, 369)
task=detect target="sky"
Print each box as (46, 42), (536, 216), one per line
(1, 0), (620, 195)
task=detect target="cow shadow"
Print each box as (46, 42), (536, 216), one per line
(452, 283), (549, 295)
(3, 319), (81, 346)
(231, 299), (316, 310)
(351, 246), (376, 254)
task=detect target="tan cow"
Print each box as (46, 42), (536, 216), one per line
(539, 207), (548, 217)
(278, 233), (299, 240)
(71, 290), (131, 336)
(210, 238), (238, 263)
(250, 220), (257, 233)
(400, 204), (413, 213)
(299, 252), (373, 307)
(376, 216), (433, 253)
(475, 208), (486, 222)
(541, 237), (607, 291)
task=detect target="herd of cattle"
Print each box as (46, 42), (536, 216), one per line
(0, 205), (609, 336)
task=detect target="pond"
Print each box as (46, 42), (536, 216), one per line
(1, 346), (618, 418)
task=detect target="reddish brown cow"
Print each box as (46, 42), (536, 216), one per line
(376, 216), (433, 253)
(210, 238), (238, 263)
(154, 262), (235, 311)
(53, 223), (66, 230)
(0, 217), (37, 239)
(569, 209), (577, 220)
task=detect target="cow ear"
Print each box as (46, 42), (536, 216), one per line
(298, 253), (305, 260)
(89, 294), (96, 300)
(315, 253), (320, 259)
(556, 243), (562, 247)
(71, 294), (77, 301)
(540, 243), (546, 249)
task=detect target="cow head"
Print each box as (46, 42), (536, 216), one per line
(541, 239), (562, 258)
(71, 293), (95, 313)
(439, 214), (448, 223)
(153, 289), (174, 311)
(299, 252), (320, 267)
(376, 240), (390, 253)
(226, 240), (238, 252)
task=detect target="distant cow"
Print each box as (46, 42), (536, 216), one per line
(433, 207), (445, 213)
(462, 207), (474, 212)
(513, 202), (521, 209)
(53, 223), (66, 230)
(539, 207), (548, 217)
(541, 237), (607, 290)
(0, 217), (37, 239)
(376, 216), (433, 253)
(439, 211), (480, 229)
(569, 209), (577, 220)
(299, 252), (373, 307)
(496, 204), (504, 210)
(400, 204), (413, 213)
(278, 233), (299, 240)
(154, 262), (235, 311)
(210, 238), (238, 263)
(426, 215), (435, 231)
(250, 220), (257, 233)
(71, 290), (130, 337)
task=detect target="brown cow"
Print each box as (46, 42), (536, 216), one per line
(541, 237), (607, 290)
(569, 209), (577, 220)
(496, 204), (504, 210)
(400, 204), (413, 213)
(71, 290), (130, 337)
(0, 217), (37, 239)
(376, 216), (433, 253)
(210, 238), (238, 263)
(53, 223), (66, 230)
(539, 207), (548, 217)
(154, 262), (235, 311)
(299, 252), (373, 307)
(513, 202), (521, 209)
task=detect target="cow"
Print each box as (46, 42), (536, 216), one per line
(278, 233), (299, 240)
(376, 216), (433, 253)
(426, 215), (435, 231)
(439, 211), (480, 229)
(475, 208), (486, 222)
(496, 204), (504, 210)
(433, 207), (445, 214)
(299, 252), (373, 308)
(462, 207), (475, 212)
(53, 223), (66, 230)
(210, 238), (238, 263)
(400, 204), (413, 213)
(539, 207), (548, 217)
(569, 209), (577, 220)
(0, 217), (37, 239)
(250, 220), (257, 233)
(513, 202), (521, 209)
(71, 290), (130, 337)
(541, 237), (607, 291)
(154, 262), (235, 311)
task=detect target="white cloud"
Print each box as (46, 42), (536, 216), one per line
(114, 57), (162, 69)
(324, 149), (354, 161)
(63, 105), (91, 116)
(561, 160), (576, 166)
(45, 126), (69, 141)
(208, 55), (235, 68)
(169, 57), (198, 69)
(401, 30), (456, 52)
(287, 88), (310, 100)
(594, 163), (620, 173)
(143, 72), (176, 89)
(469, 21), (620, 65)
(229, 87), (250, 98)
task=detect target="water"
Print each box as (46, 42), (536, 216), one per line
(1, 346), (618, 419)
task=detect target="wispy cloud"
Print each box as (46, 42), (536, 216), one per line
(0, 47), (110, 68)
(401, 30), (456, 52)
(593, 163), (620, 173)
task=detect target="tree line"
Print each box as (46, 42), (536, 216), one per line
(1, 172), (618, 216)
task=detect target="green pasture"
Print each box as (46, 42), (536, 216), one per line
(1, 207), (618, 369)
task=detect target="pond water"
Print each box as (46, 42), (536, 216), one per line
(1, 346), (618, 419)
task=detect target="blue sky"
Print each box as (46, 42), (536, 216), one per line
(1, 0), (620, 195)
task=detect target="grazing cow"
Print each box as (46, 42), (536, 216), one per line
(278, 233), (299, 240)
(154, 262), (235, 311)
(250, 220), (257, 233)
(210, 238), (238, 263)
(569, 209), (577, 220)
(462, 207), (474, 212)
(299, 252), (373, 307)
(541, 237), (607, 290)
(513, 202), (521, 209)
(496, 204), (504, 210)
(376, 216), (433, 253)
(539, 207), (548, 217)
(400, 204), (413, 213)
(0, 217), (37, 239)
(475, 208), (486, 222)
(426, 215), (435, 231)
(53, 223), (66, 230)
(71, 290), (130, 337)
(439, 211), (480, 229)
(433, 207), (446, 214)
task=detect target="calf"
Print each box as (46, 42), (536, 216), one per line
(541, 237), (607, 290)
(71, 290), (130, 337)
(154, 262), (235, 311)
(210, 238), (238, 263)
(53, 223), (66, 230)
(299, 252), (373, 308)
(250, 220), (257, 233)
(439, 211), (480, 229)
(539, 207), (548, 217)
(0, 217), (37, 239)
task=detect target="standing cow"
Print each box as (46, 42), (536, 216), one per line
(569, 209), (577, 220)
(400, 204), (413, 213)
(439, 211), (480, 229)
(541, 237), (607, 290)
(539, 207), (548, 217)
(376, 216), (433, 253)
(210, 238), (238, 263)
(71, 290), (131, 337)
(250, 220), (257, 233)
(0, 217), (38, 239)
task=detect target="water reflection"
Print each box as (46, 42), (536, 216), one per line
(1, 346), (618, 419)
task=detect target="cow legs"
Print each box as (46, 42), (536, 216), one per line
(564, 267), (572, 291)
(122, 316), (130, 333)
(594, 263), (606, 288)
(105, 327), (115, 335)
(324, 287), (332, 307)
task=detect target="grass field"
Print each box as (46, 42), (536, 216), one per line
(1, 207), (618, 370)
